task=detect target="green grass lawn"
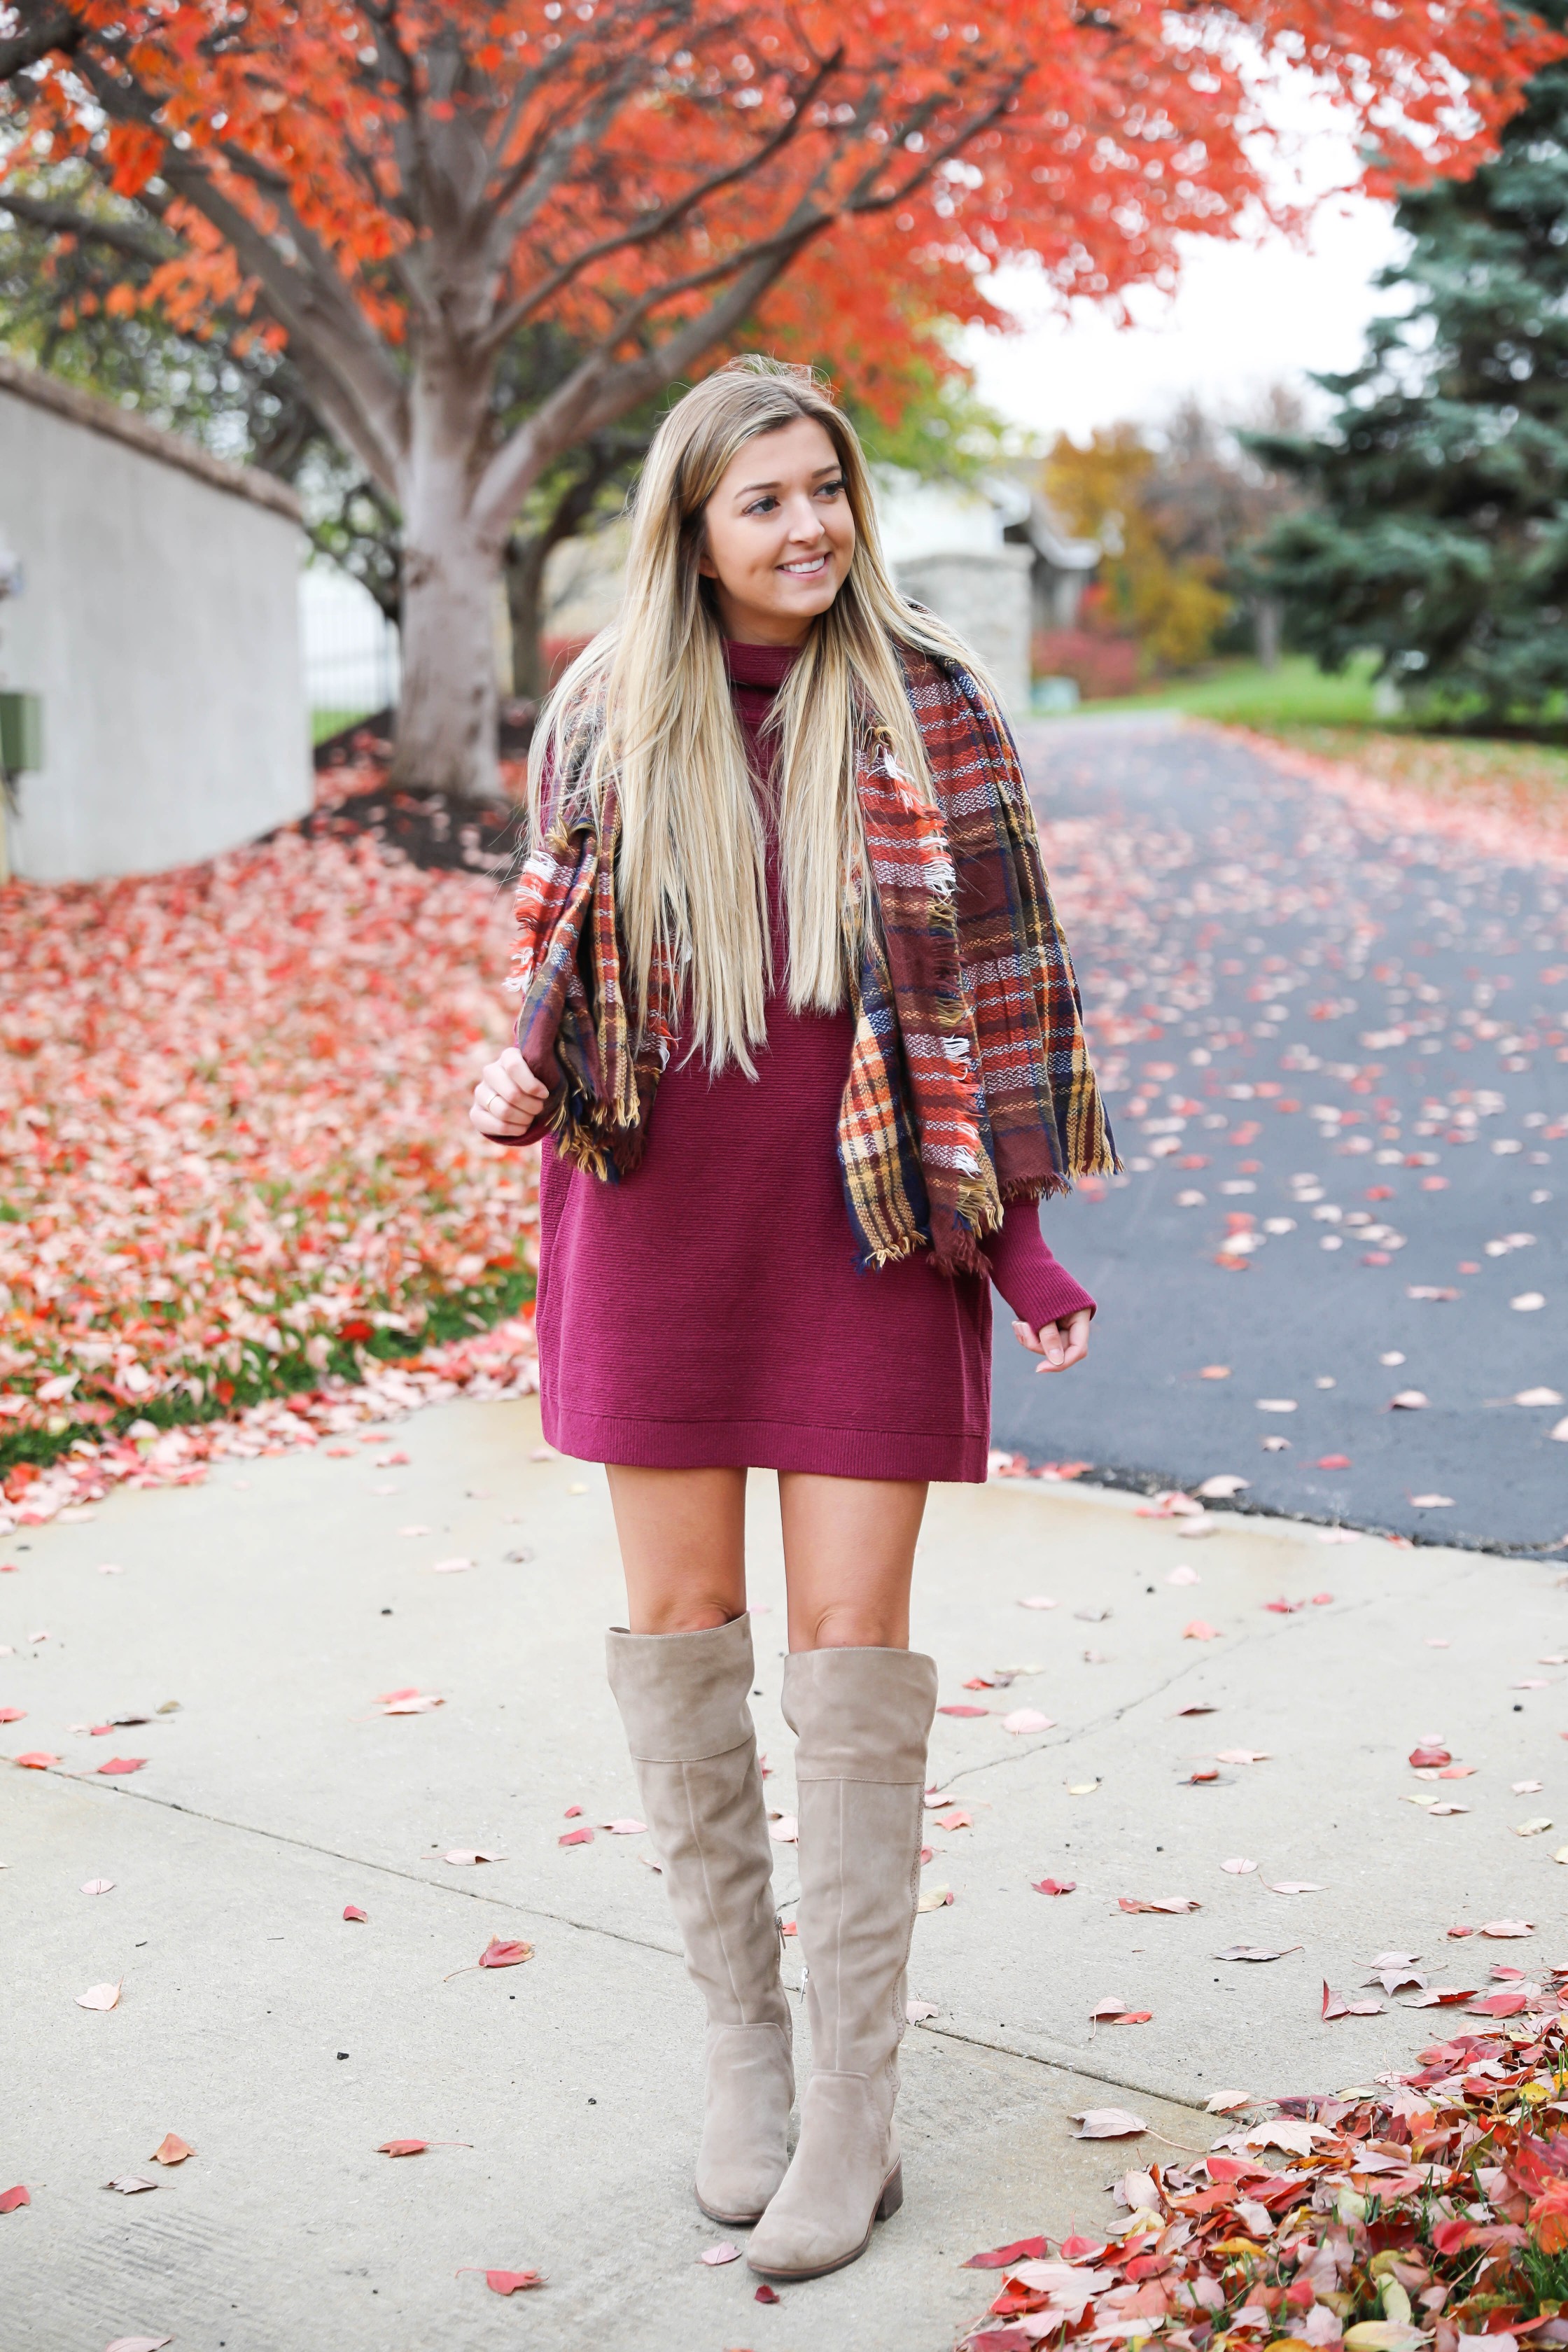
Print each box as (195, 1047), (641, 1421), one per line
(311, 704), (383, 746)
(1072, 654), (1383, 727)
(1051, 654), (1568, 825)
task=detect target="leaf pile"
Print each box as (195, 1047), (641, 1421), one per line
(1244, 732), (1568, 867)
(1, 826), (540, 1522)
(962, 2003), (1568, 2351)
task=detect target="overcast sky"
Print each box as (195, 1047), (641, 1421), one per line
(967, 194), (1406, 447)
(966, 71), (1414, 449)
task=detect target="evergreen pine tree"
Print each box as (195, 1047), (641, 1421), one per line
(1249, 6), (1568, 720)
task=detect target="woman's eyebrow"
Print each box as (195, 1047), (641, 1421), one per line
(734, 463), (842, 497)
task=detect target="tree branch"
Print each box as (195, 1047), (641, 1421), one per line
(60, 48), (411, 489)
(477, 48), (844, 359)
(0, 187), (174, 265)
(0, 4), (80, 83)
(472, 219), (823, 532)
(470, 62), (1027, 536)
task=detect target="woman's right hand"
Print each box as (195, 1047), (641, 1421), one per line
(470, 1046), (550, 1142)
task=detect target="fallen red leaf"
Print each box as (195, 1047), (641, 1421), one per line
(558, 1826), (594, 1846)
(938, 1704), (990, 1718)
(965, 2235), (1051, 2269)
(378, 2139), (428, 2157)
(0, 2185), (29, 2214)
(150, 2134), (192, 2165)
(456, 2267), (544, 2294)
(755, 2283), (781, 2303)
(1032, 1877), (1077, 1896)
(477, 1938), (533, 1968)
(1410, 1744), (1452, 1768)
(97, 1756), (146, 1775)
(1315, 1455), (1352, 1470)
(562, 1804), (582, 1818)
(342, 1904), (368, 1921)
(13, 1752), (56, 1769)
(1322, 1981), (1385, 2019)
(1182, 1620), (1221, 1642)
(0, 1707), (24, 1723)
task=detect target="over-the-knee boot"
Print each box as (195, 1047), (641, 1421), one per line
(606, 1615), (794, 2225)
(746, 1644), (937, 2282)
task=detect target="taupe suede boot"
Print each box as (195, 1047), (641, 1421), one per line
(746, 1644), (938, 2283)
(606, 1615), (794, 2226)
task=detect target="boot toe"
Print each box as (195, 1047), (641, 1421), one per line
(695, 2151), (788, 2227)
(747, 2208), (861, 2278)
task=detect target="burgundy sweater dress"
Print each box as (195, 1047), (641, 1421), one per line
(532, 639), (1095, 1483)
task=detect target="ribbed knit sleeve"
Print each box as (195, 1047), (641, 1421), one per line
(982, 1198), (1096, 1333)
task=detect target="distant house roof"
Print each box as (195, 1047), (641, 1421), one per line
(0, 352), (302, 523)
(988, 477), (1100, 573)
(874, 466), (1098, 573)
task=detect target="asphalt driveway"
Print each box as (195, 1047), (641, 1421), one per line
(994, 713), (1567, 1553)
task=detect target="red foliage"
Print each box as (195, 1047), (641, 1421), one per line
(1033, 630), (1140, 703)
(5, 1), (1560, 412)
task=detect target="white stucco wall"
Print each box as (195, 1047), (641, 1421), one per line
(0, 363), (309, 882)
(874, 475), (1005, 566)
(894, 545), (1033, 717)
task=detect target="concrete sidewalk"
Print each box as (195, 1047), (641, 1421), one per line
(4, 1396), (1567, 2351)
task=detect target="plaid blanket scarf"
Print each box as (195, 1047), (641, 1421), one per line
(507, 649), (1117, 1278)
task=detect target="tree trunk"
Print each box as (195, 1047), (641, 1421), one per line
(389, 357), (503, 797)
(1252, 594), (1282, 671)
(504, 531), (552, 703)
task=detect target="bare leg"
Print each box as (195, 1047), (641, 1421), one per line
(777, 1473), (927, 1653)
(606, 1463), (750, 1632)
(601, 1465), (791, 2224)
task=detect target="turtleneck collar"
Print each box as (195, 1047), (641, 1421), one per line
(722, 638), (802, 690)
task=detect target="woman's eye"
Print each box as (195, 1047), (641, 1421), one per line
(744, 495), (778, 517)
(818, 478), (846, 498)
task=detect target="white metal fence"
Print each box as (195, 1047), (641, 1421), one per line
(299, 561), (399, 736)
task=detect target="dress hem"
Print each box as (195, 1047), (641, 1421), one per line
(542, 1401), (988, 1484)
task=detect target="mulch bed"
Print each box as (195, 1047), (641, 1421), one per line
(306, 714), (531, 878)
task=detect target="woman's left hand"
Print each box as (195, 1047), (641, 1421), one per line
(1011, 1309), (1091, 1374)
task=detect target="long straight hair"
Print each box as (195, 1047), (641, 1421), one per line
(530, 356), (995, 1076)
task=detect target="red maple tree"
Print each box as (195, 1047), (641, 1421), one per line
(2, 0), (1558, 790)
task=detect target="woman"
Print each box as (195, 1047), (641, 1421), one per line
(469, 357), (1114, 2283)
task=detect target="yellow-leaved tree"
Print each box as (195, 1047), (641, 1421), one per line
(1044, 428), (1233, 674)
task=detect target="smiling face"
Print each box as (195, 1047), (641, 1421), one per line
(696, 414), (858, 647)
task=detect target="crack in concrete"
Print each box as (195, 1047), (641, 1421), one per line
(20, 1765), (1221, 2137)
(918, 2014), (1211, 2118)
(25, 1766), (692, 1970)
(933, 1581), (1394, 1797)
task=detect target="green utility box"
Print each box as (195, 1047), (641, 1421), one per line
(0, 690), (43, 774)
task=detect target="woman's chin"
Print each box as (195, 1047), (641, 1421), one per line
(772, 578), (841, 620)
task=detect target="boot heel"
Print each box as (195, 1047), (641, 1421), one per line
(877, 2162), (904, 2221)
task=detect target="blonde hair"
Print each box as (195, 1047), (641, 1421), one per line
(531, 355), (993, 1076)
